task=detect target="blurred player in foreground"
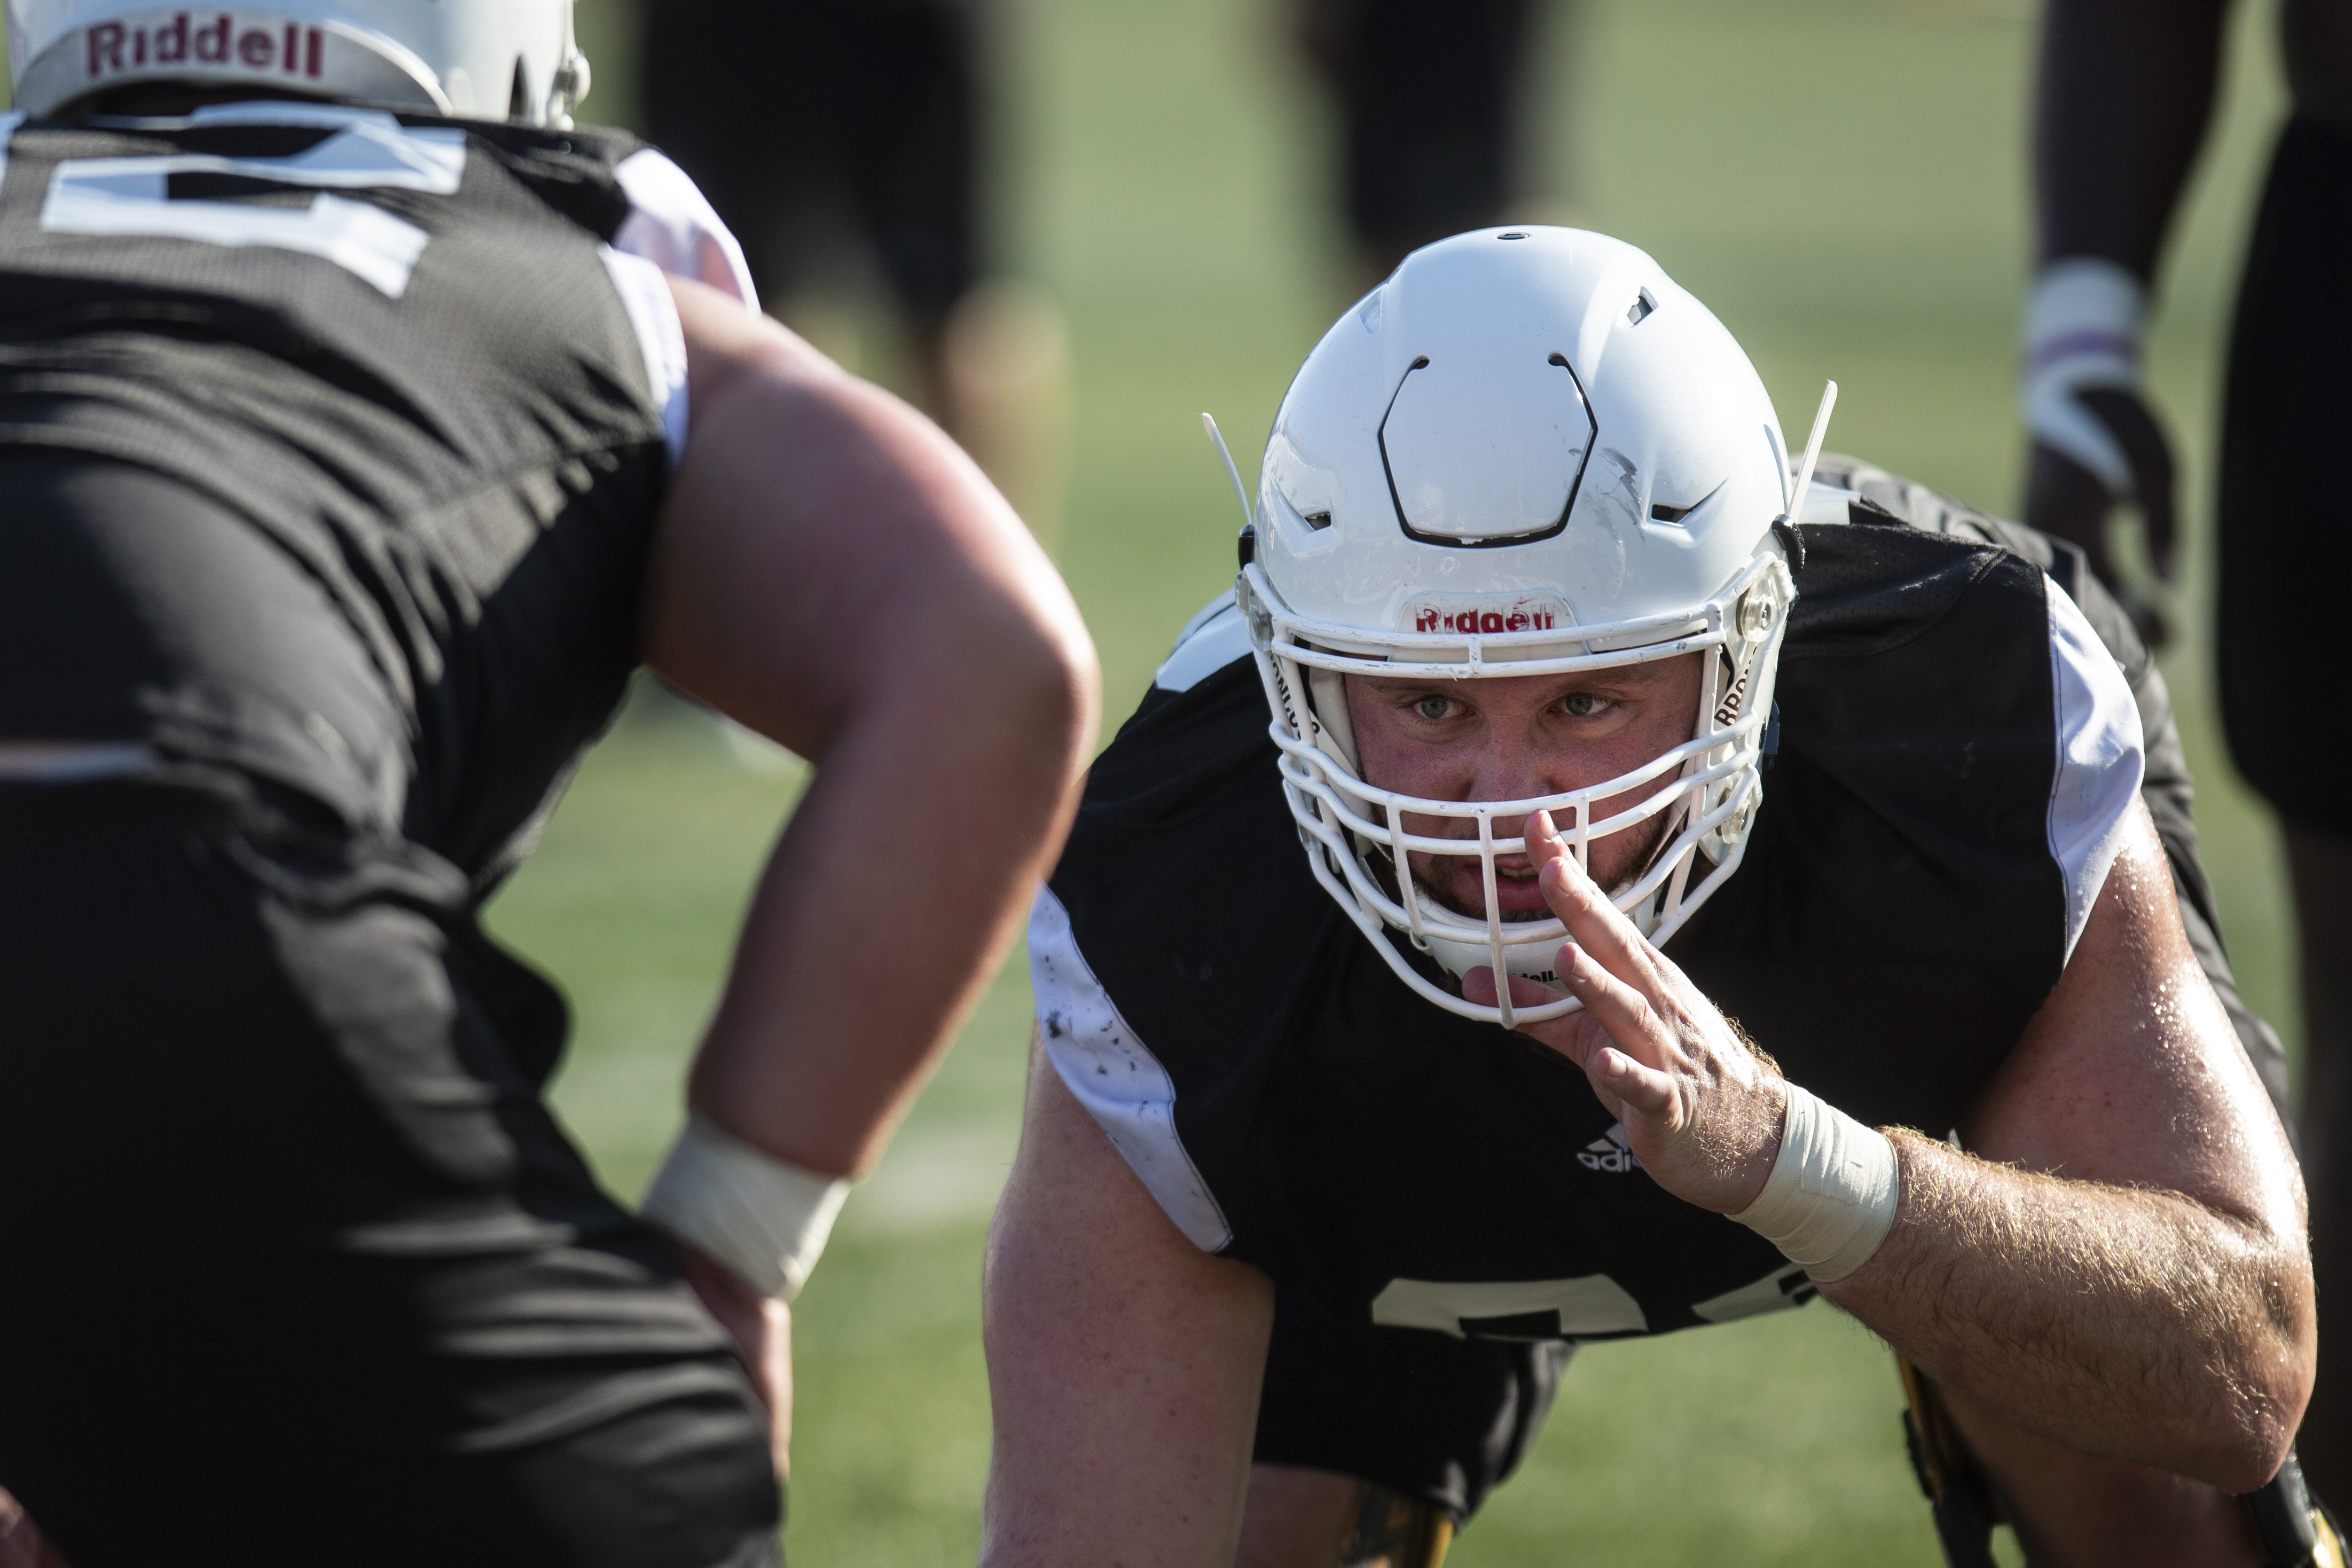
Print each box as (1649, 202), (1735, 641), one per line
(2026, 0), (2352, 1504)
(641, 0), (1071, 552)
(0, 3), (1097, 1564)
(981, 228), (2334, 1566)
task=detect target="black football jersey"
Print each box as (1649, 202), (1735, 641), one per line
(0, 103), (678, 884)
(1034, 477), (2232, 1343)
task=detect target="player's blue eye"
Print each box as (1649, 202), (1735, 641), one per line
(1415, 695), (1450, 720)
(1563, 693), (1603, 717)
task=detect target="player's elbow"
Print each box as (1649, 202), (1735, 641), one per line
(2193, 1399), (2306, 1498)
(986, 585), (1100, 793)
(2189, 1280), (2315, 1494)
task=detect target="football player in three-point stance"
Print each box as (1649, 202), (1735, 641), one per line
(980, 227), (2337, 1566)
(0, 3), (1097, 1564)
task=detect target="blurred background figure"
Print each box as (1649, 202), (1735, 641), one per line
(640, 0), (1071, 550)
(2028, 0), (2352, 1502)
(1290, 0), (1554, 284)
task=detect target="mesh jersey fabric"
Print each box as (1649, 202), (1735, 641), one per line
(1036, 484), (2277, 1341)
(0, 104), (671, 886)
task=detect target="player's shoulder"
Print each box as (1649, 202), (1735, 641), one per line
(1, 103), (640, 247)
(415, 113), (645, 238)
(1758, 453), (2144, 965)
(1784, 457), (2055, 661)
(1079, 590), (1271, 819)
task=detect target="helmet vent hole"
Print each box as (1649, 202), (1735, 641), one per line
(1649, 500), (1695, 523)
(1410, 355), (1430, 369)
(1304, 510), (1332, 531)
(1627, 290), (1657, 326)
(1548, 352), (1570, 367)
(508, 59), (532, 118)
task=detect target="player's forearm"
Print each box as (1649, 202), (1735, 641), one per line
(1823, 1133), (2312, 1492)
(684, 646), (1094, 1177)
(2035, 0), (2230, 275)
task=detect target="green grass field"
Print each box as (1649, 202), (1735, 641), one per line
(1, 1), (2305, 1559)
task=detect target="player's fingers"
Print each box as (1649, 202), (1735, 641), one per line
(1588, 1045), (1674, 1119)
(1528, 813), (1663, 992)
(2081, 387), (2178, 581)
(2023, 441), (2118, 582)
(1549, 939), (1674, 1069)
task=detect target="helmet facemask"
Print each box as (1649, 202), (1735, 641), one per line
(1240, 547), (1793, 1028)
(1221, 225), (1833, 1029)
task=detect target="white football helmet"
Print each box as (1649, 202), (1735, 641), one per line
(9, 0), (591, 124)
(1231, 226), (1831, 1026)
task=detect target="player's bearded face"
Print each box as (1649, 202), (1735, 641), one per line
(1343, 655), (1706, 921)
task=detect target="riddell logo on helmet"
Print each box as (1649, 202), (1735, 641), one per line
(84, 14), (326, 84)
(1402, 593), (1572, 637)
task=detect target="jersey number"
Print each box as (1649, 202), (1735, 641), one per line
(38, 114), (467, 299)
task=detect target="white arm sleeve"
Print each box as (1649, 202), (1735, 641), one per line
(2045, 575), (2145, 963)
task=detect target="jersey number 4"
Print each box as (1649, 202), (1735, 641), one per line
(35, 112), (467, 299)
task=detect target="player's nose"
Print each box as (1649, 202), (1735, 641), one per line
(1462, 733), (1578, 814)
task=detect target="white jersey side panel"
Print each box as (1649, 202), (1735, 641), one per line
(1028, 884), (1234, 1252)
(2045, 575), (2145, 963)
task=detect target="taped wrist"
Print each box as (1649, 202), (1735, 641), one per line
(639, 1112), (851, 1300)
(1729, 1084), (1900, 1283)
(2021, 257), (2146, 490)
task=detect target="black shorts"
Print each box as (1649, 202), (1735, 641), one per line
(2218, 116), (2352, 827)
(641, 0), (981, 326)
(1255, 1287), (1567, 1520)
(0, 781), (780, 1567)
(1301, 0), (1538, 258)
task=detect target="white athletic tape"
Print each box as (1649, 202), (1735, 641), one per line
(639, 1114), (851, 1301)
(1729, 1083), (1900, 1283)
(2020, 257), (2146, 492)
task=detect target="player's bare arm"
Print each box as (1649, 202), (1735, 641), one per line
(981, 1041), (1274, 1568)
(1499, 801), (2313, 1493)
(645, 279), (1100, 1457)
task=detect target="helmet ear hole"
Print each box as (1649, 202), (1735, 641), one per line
(508, 59), (531, 119)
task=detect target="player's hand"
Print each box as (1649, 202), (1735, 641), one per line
(1462, 810), (1787, 1215)
(2024, 386), (2177, 649)
(671, 1239), (795, 1479)
(0, 1488), (72, 1568)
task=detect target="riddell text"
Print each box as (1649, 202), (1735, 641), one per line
(87, 15), (325, 81)
(1414, 608), (1558, 634)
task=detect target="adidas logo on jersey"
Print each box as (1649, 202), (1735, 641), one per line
(1577, 1124), (1639, 1173)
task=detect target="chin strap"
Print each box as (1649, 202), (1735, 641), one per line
(1898, 1356), (2348, 1568)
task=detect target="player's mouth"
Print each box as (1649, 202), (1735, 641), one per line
(1412, 851), (1556, 920)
